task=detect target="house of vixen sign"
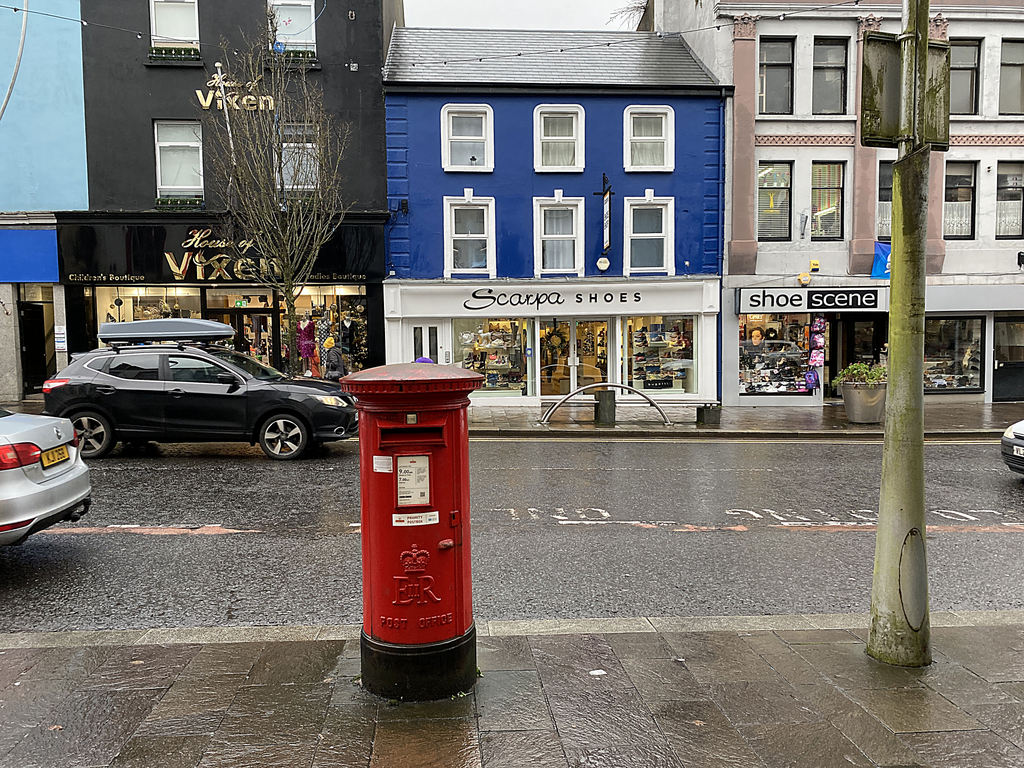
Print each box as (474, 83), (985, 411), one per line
(57, 221), (384, 284)
(196, 73), (275, 111)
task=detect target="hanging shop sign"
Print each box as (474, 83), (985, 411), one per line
(57, 219), (385, 284)
(737, 287), (890, 314)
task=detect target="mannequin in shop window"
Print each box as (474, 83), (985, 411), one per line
(743, 326), (767, 356)
(298, 312), (316, 373)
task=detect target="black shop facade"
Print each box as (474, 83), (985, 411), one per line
(57, 214), (386, 373)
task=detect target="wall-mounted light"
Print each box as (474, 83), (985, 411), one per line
(1017, 251), (1024, 270)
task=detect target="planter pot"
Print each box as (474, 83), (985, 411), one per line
(841, 382), (887, 424)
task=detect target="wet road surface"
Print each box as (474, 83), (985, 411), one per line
(1, 439), (1021, 632)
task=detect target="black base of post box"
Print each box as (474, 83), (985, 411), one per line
(594, 390), (616, 425)
(361, 624), (476, 701)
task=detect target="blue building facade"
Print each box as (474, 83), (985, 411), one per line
(383, 28), (729, 403)
(0, 1), (88, 398)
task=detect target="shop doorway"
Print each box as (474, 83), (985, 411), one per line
(206, 311), (278, 367)
(19, 303), (47, 394)
(828, 314), (888, 394)
(539, 319), (608, 397)
(994, 318), (1024, 401)
(409, 321), (451, 365)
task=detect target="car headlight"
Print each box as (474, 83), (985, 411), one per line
(1005, 425), (1018, 440)
(313, 395), (347, 407)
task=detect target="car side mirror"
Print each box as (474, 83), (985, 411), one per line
(217, 372), (240, 390)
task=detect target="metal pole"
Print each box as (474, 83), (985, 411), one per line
(867, 0), (932, 667)
(0, 1), (30, 123)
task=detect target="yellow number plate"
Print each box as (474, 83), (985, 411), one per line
(41, 444), (70, 468)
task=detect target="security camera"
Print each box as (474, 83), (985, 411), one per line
(1018, 251), (1024, 270)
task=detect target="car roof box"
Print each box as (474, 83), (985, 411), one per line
(98, 318), (235, 344)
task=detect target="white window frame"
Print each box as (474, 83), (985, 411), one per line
(280, 123), (317, 191)
(533, 192), (585, 277)
(154, 121), (204, 199)
(150, 0), (199, 49)
(623, 190), (675, 276)
(440, 104), (494, 173)
(270, 0), (317, 52)
(443, 189), (496, 278)
(623, 105), (675, 173)
(533, 104), (585, 173)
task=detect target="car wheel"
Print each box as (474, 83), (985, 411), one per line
(71, 411), (115, 459)
(258, 414), (309, 460)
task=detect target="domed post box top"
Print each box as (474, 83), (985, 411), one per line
(340, 363), (483, 398)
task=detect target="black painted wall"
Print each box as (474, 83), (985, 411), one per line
(81, 0), (386, 214)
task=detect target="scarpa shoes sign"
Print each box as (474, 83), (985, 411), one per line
(737, 286), (890, 314)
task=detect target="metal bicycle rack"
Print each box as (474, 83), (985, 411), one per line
(539, 382), (673, 426)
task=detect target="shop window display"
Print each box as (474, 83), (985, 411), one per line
(625, 315), (695, 393)
(284, 287), (369, 375)
(454, 318), (532, 396)
(738, 313), (819, 395)
(96, 286), (201, 325)
(923, 317), (982, 390)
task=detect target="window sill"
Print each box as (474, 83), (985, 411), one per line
(756, 114), (855, 122)
(146, 58), (205, 67)
(624, 167), (674, 173)
(155, 198), (206, 210)
(535, 167), (585, 174)
(950, 114), (1024, 122)
(443, 167), (494, 173)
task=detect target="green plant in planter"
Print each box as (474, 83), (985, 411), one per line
(834, 362), (887, 385)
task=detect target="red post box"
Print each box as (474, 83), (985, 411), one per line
(340, 363), (483, 700)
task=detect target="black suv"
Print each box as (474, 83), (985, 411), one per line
(43, 320), (358, 460)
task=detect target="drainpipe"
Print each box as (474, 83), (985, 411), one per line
(717, 98), (726, 403)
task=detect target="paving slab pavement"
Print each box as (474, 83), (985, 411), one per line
(0, 613), (1021, 767)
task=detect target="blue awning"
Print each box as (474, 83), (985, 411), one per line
(0, 229), (59, 283)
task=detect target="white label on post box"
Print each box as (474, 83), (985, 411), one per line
(392, 511), (440, 527)
(396, 455), (430, 506)
(372, 455), (393, 473)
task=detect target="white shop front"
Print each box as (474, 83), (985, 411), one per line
(383, 278), (721, 404)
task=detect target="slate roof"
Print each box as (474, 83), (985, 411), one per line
(383, 28), (721, 90)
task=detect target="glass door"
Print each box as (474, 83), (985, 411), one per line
(994, 318), (1024, 401)
(540, 320), (571, 395)
(574, 320), (608, 391)
(539, 319), (608, 396)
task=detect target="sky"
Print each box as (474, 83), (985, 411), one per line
(403, 0), (636, 31)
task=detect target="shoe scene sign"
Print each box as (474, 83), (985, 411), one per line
(737, 287), (890, 314)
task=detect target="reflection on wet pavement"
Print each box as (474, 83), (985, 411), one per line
(0, 627), (1022, 767)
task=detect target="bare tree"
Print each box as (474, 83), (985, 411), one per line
(202, 11), (350, 375)
(609, 1), (649, 28)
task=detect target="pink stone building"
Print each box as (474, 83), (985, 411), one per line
(645, 0), (1024, 405)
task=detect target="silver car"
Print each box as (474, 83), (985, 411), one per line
(0, 408), (91, 546)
